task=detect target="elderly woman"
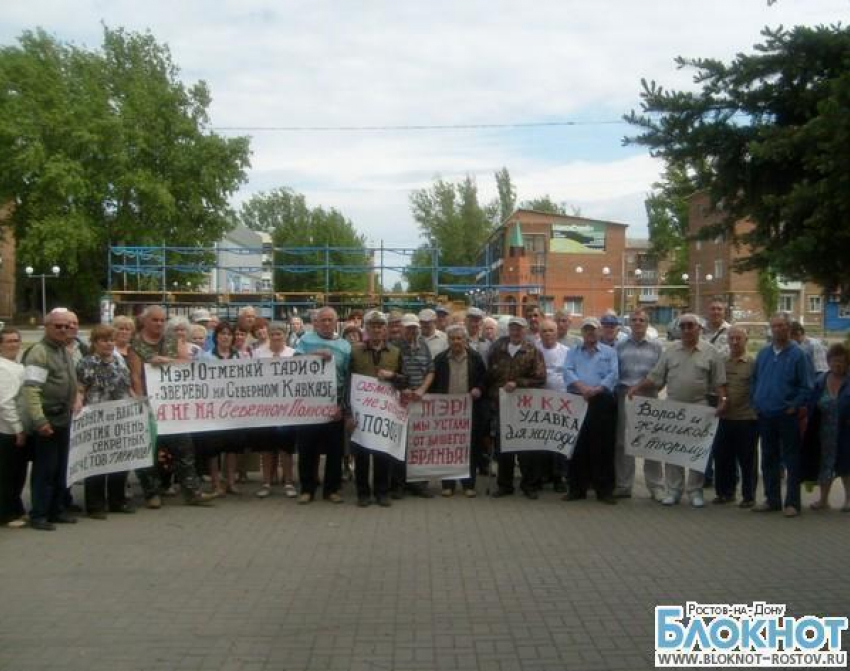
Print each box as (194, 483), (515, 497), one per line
(112, 315), (136, 361)
(76, 325), (135, 518)
(805, 343), (850, 511)
(165, 315), (195, 362)
(0, 328), (28, 528)
(342, 323), (362, 344)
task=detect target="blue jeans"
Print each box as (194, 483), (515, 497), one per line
(30, 425), (71, 522)
(758, 414), (801, 511)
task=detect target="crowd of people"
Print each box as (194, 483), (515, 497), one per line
(0, 298), (848, 530)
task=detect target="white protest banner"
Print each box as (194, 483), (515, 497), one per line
(499, 388), (588, 457)
(349, 373), (408, 460)
(67, 398), (154, 485)
(624, 397), (719, 472)
(146, 356), (337, 435)
(406, 394), (471, 482)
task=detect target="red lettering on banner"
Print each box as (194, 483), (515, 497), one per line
(559, 398), (573, 413)
(541, 396), (553, 410)
(194, 402), (215, 419)
(518, 395), (532, 408)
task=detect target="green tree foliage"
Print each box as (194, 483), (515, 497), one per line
(625, 24), (850, 296)
(238, 187), (368, 294)
(0, 27), (250, 316)
(520, 196), (571, 215)
(492, 167), (516, 225)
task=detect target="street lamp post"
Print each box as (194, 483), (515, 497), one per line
(25, 265), (61, 324)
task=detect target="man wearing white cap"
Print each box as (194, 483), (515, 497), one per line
(419, 309), (448, 359)
(465, 307), (491, 363)
(487, 316), (546, 498)
(629, 313), (727, 508)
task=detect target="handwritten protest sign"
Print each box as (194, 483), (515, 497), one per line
(499, 388), (588, 457)
(624, 397), (719, 471)
(146, 357), (337, 435)
(406, 394), (471, 482)
(67, 398), (154, 485)
(349, 374), (408, 460)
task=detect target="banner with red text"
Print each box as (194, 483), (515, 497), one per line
(145, 357), (337, 435)
(499, 388), (588, 457)
(405, 394), (471, 482)
(349, 374), (409, 460)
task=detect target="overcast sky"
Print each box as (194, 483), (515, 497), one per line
(2, 0), (846, 255)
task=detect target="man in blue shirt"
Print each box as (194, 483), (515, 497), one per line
(295, 306), (351, 504)
(563, 317), (619, 504)
(751, 313), (812, 517)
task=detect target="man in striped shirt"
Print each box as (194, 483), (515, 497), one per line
(615, 309), (664, 499)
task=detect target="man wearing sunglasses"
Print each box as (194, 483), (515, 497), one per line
(629, 313), (726, 508)
(22, 309), (80, 530)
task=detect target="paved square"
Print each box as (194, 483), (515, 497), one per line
(1, 473), (848, 671)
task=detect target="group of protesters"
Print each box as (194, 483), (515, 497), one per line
(0, 296), (848, 531)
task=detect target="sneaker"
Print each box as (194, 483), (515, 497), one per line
(146, 495), (162, 509)
(464, 489), (477, 498)
(661, 495), (680, 506)
(783, 506), (799, 518)
(441, 488), (454, 498)
(255, 485), (272, 499)
(297, 493), (312, 505)
(6, 518), (27, 529)
(690, 494), (705, 508)
(283, 483), (298, 498)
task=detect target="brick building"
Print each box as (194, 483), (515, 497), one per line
(479, 210), (628, 317)
(688, 192), (827, 327)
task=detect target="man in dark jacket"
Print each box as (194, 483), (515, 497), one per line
(432, 325), (487, 497)
(486, 317), (546, 498)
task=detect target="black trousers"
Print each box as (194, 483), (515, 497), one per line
(0, 432), (30, 523)
(569, 392), (616, 498)
(352, 442), (391, 499)
(714, 419), (758, 502)
(30, 425), (71, 522)
(298, 420), (344, 497)
(496, 449), (546, 493)
(84, 471), (130, 512)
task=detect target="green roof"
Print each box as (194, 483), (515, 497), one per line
(508, 222), (524, 248)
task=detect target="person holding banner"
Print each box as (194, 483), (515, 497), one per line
(294, 307), (351, 505)
(76, 325), (136, 518)
(432, 324), (487, 497)
(563, 317), (619, 504)
(23, 309), (80, 530)
(537, 319), (571, 493)
(0, 327), (28, 529)
(347, 311), (404, 507)
(251, 322), (299, 499)
(487, 316), (546, 499)
(629, 313), (726, 508)
(615, 310), (664, 500)
(128, 305), (215, 509)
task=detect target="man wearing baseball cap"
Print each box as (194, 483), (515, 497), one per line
(419, 309), (448, 359)
(486, 316), (546, 499)
(563, 316), (619, 504)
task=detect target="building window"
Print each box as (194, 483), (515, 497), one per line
(778, 294), (795, 313)
(563, 296), (583, 316)
(714, 260), (723, 279)
(808, 295), (822, 313)
(539, 296), (554, 314)
(695, 240), (702, 251)
(839, 304), (850, 319)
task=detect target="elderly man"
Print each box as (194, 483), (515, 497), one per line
(487, 316), (546, 499)
(435, 305), (451, 333)
(347, 311), (404, 507)
(555, 309), (580, 348)
(630, 313), (727, 508)
(614, 309), (664, 499)
(392, 313), (435, 498)
(751, 313), (812, 517)
(127, 305), (214, 508)
(790, 321), (828, 376)
(419, 308), (448, 358)
(191, 308), (215, 352)
(294, 306), (351, 504)
(465, 307), (491, 362)
(537, 319), (570, 492)
(22, 310), (79, 530)
(599, 313), (625, 347)
(387, 311), (405, 344)
(433, 324), (487, 497)
(287, 315), (306, 348)
(524, 305), (543, 343)
(713, 326), (759, 507)
(563, 317), (619, 504)
(0, 328), (28, 528)
(704, 299), (731, 357)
